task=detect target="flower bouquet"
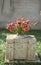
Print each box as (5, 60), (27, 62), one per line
(6, 18), (38, 35)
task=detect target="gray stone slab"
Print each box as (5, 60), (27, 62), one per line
(0, 0), (41, 29)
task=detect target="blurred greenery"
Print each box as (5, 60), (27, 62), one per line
(0, 29), (41, 65)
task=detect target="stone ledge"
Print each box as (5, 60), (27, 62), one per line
(6, 34), (36, 42)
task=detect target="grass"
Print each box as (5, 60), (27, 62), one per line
(0, 29), (41, 65)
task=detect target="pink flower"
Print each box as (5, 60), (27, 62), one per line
(23, 27), (28, 32)
(13, 21), (17, 25)
(28, 24), (31, 29)
(22, 21), (27, 24)
(6, 23), (14, 32)
(6, 24), (9, 29)
(8, 22), (14, 26)
(7, 22), (14, 28)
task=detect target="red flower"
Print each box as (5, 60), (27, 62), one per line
(18, 21), (21, 25)
(6, 23), (14, 32)
(9, 26), (13, 32)
(23, 27), (29, 32)
(9, 24), (13, 32)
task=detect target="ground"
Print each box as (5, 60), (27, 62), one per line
(0, 29), (41, 65)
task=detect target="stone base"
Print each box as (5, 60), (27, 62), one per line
(5, 53), (40, 63)
(6, 34), (36, 61)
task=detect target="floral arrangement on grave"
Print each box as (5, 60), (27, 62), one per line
(6, 18), (38, 35)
